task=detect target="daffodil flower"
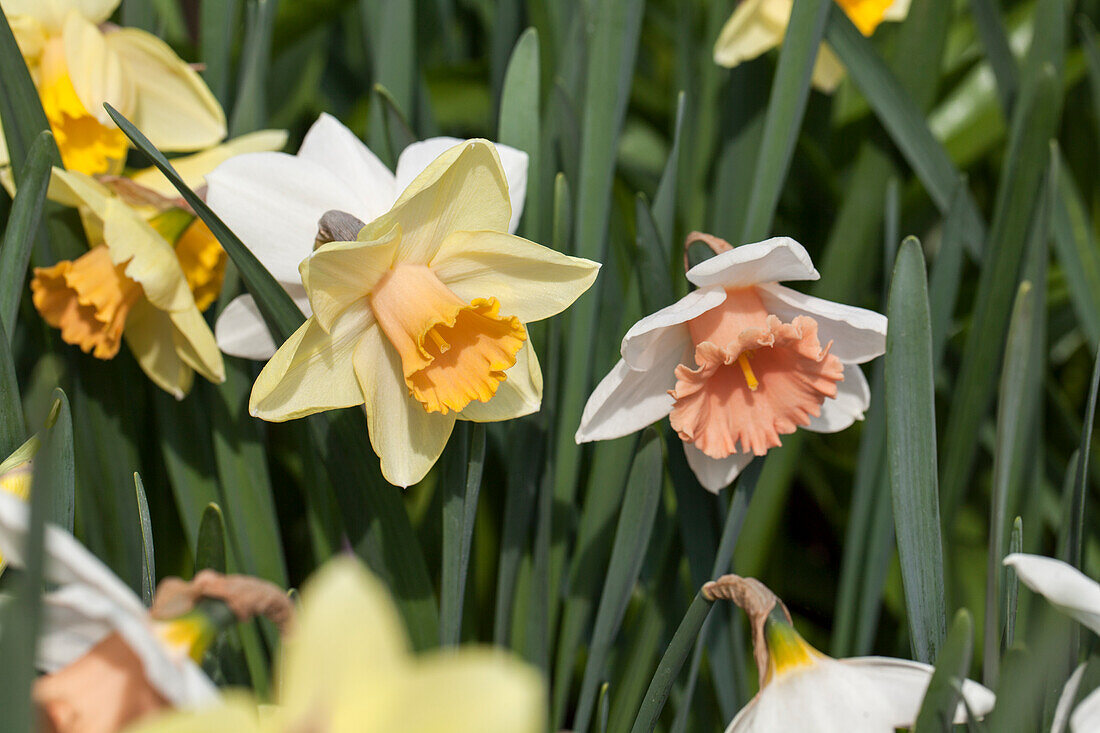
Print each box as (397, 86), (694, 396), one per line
(29, 131), (285, 398)
(126, 556), (545, 733)
(0, 491), (218, 712)
(713, 0), (911, 92)
(224, 133), (597, 487)
(2, 0), (225, 178)
(703, 574), (994, 732)
(576, 235), (885, 493)
(206, 113), (529, 361)
(1004, 553), (1100, 732)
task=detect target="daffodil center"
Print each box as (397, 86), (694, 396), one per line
(30, 245), (143, 360)
(763, 618), (823, 684)
(38, 39), (129, 175)
(836, 0), (894, 35)
(369, 264), (526, 415)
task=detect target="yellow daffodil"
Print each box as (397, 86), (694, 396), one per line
(238, 139), (599, 486)
(1, 0), (225, 178)
(713, 0), (911, 92)
(125, 557), (545, 733)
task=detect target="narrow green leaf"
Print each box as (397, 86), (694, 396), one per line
(914, 610), (975, 733)
(134, 472), (156, 607)
(154, 389), (220, 549)
(629, 591), (714, 733)
(652, 91), (685, 250)
(196, 503), (228, 574)
(0, 318), (24, 458)
(740, 0), (829, 241)
(886, 238), (946, 663)
(121, 0), (157, 31)
(1006, 517), (1022, 648)
(597, 681), (611, 733)
(1052, 158), (1100, 350)
(0, 130), (51, 338)
(362, 0), (417, 146)
(440, 422), (487, 646)
(1061, 340), (1100, 569)
(928, 178), (969, 370)
(966, 0), (1019, 111)
(372, 84), (417, 164)
(230, 0), (277, 136)
(983, 281), (1035, 686)
(201, 0), (242, 104)
(574, 429), (664, 733)
(635, 196), (676, 313)
(498, 27), (541, 238)
(0, 10), (52, 185)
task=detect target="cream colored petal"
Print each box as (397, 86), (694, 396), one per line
(10, 14), (46, 63)
(1072, 685), (1100, 733)
(280, 557), (411, 720)
(62, 11), (133, 125)
(124, 300), (194, 399)
(249, 308), (372, 422)
(883, 0), (911, 21)
(48, 166), (112, 214)
(1003, 553), (1100, 635)
(755, 282), (887, 364)
(811, 44), (847, 93)
(368, 649), (543, 733)
(215, 288), (311, 361)
(4, 0), (121, 29)
(129, 130), (289, 196)
(120, 694), (261, 733)
(575, 352), (684, 444)
(713, 0), (792, 67)
(841, 657), (995, 724)
(388, 139), (511, 265)
(458, 341), (542, 422)
(805, 362), (870, 433)
(169, 307), (226, 385)
(1053, 663), (1087, 733)
(619, 286), (725, 370)
(297, 112), (396, 221)
(429, 229), (600, 323)
(354, 323), (456, 487)
(684, 442), (753, 494)
(685, 236), (818, 289)
(105, 28), (226, 151)
(103, 197), (196, 312)
(300, 221), (401, 332)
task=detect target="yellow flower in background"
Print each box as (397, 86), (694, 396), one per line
(241, 139), (599, 487)
(1, 0), (226, 177)
(713, 0), (910, 92)
(0, 458), (32, 573)
(125, 557), (545, 733)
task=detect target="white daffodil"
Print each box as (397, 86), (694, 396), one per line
(1, 0), (225, 178)
(576, 234), (885, 493)
(1004, 553), (1100, 733)
(0, 490), (217, 714)
(206, 113), (529, 361)
(126, 556), (545, 733)
(703, 574), (994, 732)
(713, 0), (911, 92)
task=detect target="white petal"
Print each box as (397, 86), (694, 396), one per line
(684, 442), (753, 494)
(805, 363), (871, 433)
(575, 353), (684, 444)
(756, 283), (887, 364)
(1072, 685), (1100, 733)
(1004, 554), (1100, 635)
(1054, 663), (1087, 733)
(686, 236), (818, 290)
(214, 289), (312, 361)
(395, 137), (529, 233)
(297, 113), (396, 222)
(620, 286), (726, 370)
(884, 0), (911, 21)
(842, 657), (995, 724)
(712, 0), (792, 67)
(205, 152), (376, 285)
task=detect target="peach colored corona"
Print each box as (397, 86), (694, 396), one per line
(576, 233), (886, 492)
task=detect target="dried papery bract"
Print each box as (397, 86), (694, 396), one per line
(703, 574), (791, 688)
(151, 569), (297, 636)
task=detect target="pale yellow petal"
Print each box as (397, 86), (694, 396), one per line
(300, 221), (400, 333)
(387, 139), (511, 265)
(430, 229), (600, 323)
(128, 129), (290, 196)
(103, 197), (195, 312)
(811, 44), (846, 93)
(48, 167), (111, 214)
(9, 14), (46, 63)
(883, 0), (911, 21)
(62, 10), (133, 125)
(119, 693), (261, 733)
(458, 341), (542, 422)
(249, 308), (371, 422)
(280, 557), (411, 720)
(168, 307), (225, 384)
(123, 299), (194, 399)
(713, 0), (792, 67)
(104, 28), (226, 151)
(354, 323), (456, 487)
(3, 0), (120, 30)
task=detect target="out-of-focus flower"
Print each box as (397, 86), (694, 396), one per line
(703, 574), (994, 732)
(576, 234), (885, 493)
(207, 113), (529, 361)
(126, 556), (545, 733)
(235, 136), (597, 487)
(0, 454), (32, 573)
(0, 490), (218, 731)
(1004, 553), (1100, 732)
(28, 130), (285, 398)
(1, 0), (225, 177)
(713, 0), (911, 92)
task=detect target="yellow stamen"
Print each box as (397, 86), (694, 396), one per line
(38, 40), (128, 176)
(31, 245), (143, 359)
(763, 619), (822, 684)
(153, 615), (215, 664)
(737, 351), (759, 391)
(835, 0), (894, 35)
(370, 264), (527, 415)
